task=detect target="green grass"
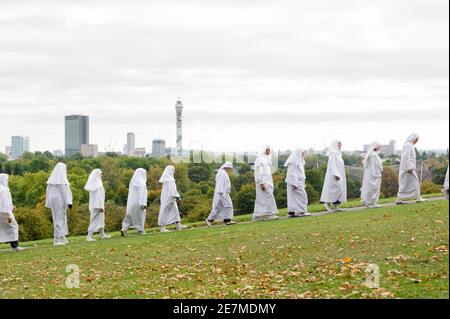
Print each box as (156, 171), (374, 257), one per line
(0, 197), (448, 299)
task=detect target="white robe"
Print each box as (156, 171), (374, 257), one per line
(253, 154), (278, 217)
(87, 188), (106, 233)
(320, 152), (347, 204)
(158, 181), (181, 226)
(208, 169), (234, 221)
(397, 142), (421, 200)
(361, 152), (383, 205)
(0, 183), (19, 243)
(46, 184), (73, 239)
(285, 164), (308, 213)
(444, 166), (449, 190)
(122, 169), (148, 232)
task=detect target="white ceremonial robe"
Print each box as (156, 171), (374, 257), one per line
(158, 181), (181, 226)
(286, 164), (308, 213)
(444, 166), (449, 190)
(0, 186), (19, 243)
(253, 160), (278, 217)
(397, 142), (421, 200)
(122, 186), (147, 232)
(208, 169), (234, 221)
(320, 153), (347, 203)
(361, 152), (383, 205)
(87, 188), (106, 233)
(46, 184), (73, 239)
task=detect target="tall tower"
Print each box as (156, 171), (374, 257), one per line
(65, 115), (89, 157)
(175, 98), (183, 156)
(127, 132), (135, 156)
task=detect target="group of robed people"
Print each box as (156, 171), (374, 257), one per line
(1, 133), (449, 251)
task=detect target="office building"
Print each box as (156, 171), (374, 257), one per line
(11, 136), (30, 159)
(65, 115), (89, 157)
(81, 144), (98, 158)
(152, 139), (166, 158)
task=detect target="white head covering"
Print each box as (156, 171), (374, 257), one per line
(219, 162), (233, 170)
(0, 174), (9, 190)
(130, 168), (147, 187)
(159, 166), (176, 183)
(284, 148), (305, 167)
(254, 145), (273, 168)
(327, 140), (342, 156)
(84, 169), (103, 191)
(405, 133), (419, 144)
(47, 163), (70, 185)
(362, 142), (381, 168)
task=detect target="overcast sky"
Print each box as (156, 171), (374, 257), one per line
(0, 0), (448, 154)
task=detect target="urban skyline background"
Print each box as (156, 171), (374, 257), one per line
(0, 0), (448, 153)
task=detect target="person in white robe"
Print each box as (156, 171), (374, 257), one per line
(320, 140), (347, 212)
(396, 133), (426, 204)
(361, 142), (383, 208)
(158, 166), (187, 232)
(0, 174), (24, 252)
(253, 146), (279, 221)
(84, 169), (111, 241)
(284, 149), (311, 217)
(121, 168), (148, 236)
(442, 166), (449, 199)
(206, 162), (237, 226)
(46, 163), (73, 246)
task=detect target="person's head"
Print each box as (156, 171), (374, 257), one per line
(374, 145), (382, 152)
(413, 137), (419, 144)
(337, 141), (342, 150)
(265, 147), (271, 156)
(221, 162), (234, 172)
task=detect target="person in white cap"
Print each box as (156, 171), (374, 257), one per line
(396, 133), (426, 204)
(85, 169), (111, 241)
(206, 162), (237, 226)
(361, 142), (383, 208)
(253, 146), (279, 221)
(442, 166), (449, 199)
(158, 165), (187, 232)
(0, 174), (24, 252)
(284, 148), (311, 217)
(320, 140), (347, 212)
(121, 168), (148, 237)
(46, 163), (73, 246)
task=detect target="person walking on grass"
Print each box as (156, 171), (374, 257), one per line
(320, 140), (347, 212)
(361, 142), (383, 209)
(85, 169), (111, 241)
(253, 146), (279, 221)
(284, 148), (311, 217)
(0, 174), (24, 252)
(206, 162), (237, 227)
(121, 168), (148, 237)
(396, 133), (426, 205)
(46, 163), (73, 246)
(158, 166), (187, 232)
(442, 166), (449, 200)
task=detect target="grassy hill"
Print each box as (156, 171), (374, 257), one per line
(0, 198), (448, 299)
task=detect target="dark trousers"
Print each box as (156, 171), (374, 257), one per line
(9, 241), (19, 249)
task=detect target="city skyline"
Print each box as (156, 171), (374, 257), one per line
(0, 0), (448, 153)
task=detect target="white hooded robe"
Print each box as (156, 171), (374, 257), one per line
(361, 142), (383, 205)
(45, 163), (73, 239)
(158, 166), (182, 226)
(253, 146), (278, 217)
(444, 166), (449, 190)
(320, 140), (347, 204)
(208, 162), (234, 221)
(122, 168), (148, 232)
(285, 149), (308, 213)
(0, 174), (19, 243)
(85, 169), (106, 233)
(397, 133), (421, 200)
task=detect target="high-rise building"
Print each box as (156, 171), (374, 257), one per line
(11, 136), (30, 159)
(152, 139), (166, 158)
(65, 115), (89, 157)
(4, 146), (11, 159)
(175, 99), (183, 156)
(81, 144), (99, 158)
(127, 132), (135, 156)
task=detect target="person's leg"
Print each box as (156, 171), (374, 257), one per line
(9, 241), (19, 249)
(86, 232), (96, 241)
(99, 228), (111, 239)
(175, 221), (187, 230)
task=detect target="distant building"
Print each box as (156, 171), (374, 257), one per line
(53, 150), (64, 157)
(127, 132), (135, 156)
(81, 144), (99, 158)
(4, 146), (11, 159)
(175, 99), (183, 156)
(11, 136), (30, 159)
(152, 139), (166, 158)
(65, 115), (89, 157)
(134, 148), (146, 157)
(363, 140), (397, 156)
